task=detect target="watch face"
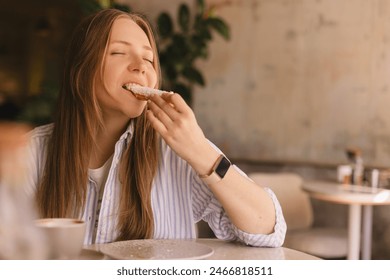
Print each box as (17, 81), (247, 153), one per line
(215, 156), (231, 178)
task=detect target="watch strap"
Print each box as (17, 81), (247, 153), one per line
(199, 155), (231, 185)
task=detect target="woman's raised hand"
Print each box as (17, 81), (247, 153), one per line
(146, 93), (219, 175)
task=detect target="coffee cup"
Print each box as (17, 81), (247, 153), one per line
(35, 218), (86, 259)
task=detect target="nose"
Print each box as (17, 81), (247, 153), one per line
(128, 58), (147, 74)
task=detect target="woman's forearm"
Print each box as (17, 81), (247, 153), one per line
(202, 165), (277, 234)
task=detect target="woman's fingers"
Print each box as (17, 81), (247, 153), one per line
(146, 109), (168, 135)
(147, 100), (174, 129)
(149, 94), (180, 121)
(160, 93), (190, 114)
(146, 93), (211, 167)
(147, 92), (193, 132)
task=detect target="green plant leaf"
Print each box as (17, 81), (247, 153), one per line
(207, 17), (230, 40)
(171, 34), (190, 58)
(199, 27), (213, 41)
(183, 67), (205, 86)
(197, 0), (206, 16)
(173, 83), (192, 106)
(197, 46), (209, 59)
(193, 19), (213, 42)
(190, 35), (208, 59)
(194, 14), (202, 30)
(165, 64), (178, 81)
(17, 83), (59, 126)
(113, 3), (131, 12)
(178, 4), (190, 33)
(77, 0), (103, 14)
(157, 13), (173, 39)
(159, 51), (178, 80)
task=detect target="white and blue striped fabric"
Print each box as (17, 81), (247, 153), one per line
(26, 123), (286, 247)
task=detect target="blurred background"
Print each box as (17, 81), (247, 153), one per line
(2, 0), (390, 258)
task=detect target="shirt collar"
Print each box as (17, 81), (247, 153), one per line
(119, 119), (135, 144)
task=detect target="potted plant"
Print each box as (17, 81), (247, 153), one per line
(156, 0), (230, 105)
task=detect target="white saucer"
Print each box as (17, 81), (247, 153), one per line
(98, 239), (214, 260)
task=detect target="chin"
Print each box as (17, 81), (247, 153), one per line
(124, 104), (146, 118)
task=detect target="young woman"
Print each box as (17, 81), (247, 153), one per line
(26, 9), (286, 246)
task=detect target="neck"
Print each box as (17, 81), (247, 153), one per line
(89, 114), (130, 169)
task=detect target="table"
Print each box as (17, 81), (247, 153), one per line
(303, 180), (390, 260)
(82, 238), (319, 260)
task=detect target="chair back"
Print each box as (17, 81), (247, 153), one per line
(249, 172), (313, 230)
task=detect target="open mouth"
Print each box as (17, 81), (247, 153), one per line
(122, 83), (173, 100)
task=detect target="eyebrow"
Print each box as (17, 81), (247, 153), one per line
(111, 40), (152, 51)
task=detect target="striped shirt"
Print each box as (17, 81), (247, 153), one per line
(26, 123), (286, 247)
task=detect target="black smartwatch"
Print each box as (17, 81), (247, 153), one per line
(199, 155), (231, 185)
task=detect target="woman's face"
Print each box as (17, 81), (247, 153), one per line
(95, 17), (158, 119)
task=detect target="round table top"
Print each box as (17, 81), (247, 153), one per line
(82, 238), (319, 260)
(195, 239), (319, 260)
(303, 180), (390, 205)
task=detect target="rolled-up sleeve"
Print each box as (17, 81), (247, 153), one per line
(192, 165), (287, 247)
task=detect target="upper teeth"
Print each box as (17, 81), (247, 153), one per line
(123, 83), (141, 90)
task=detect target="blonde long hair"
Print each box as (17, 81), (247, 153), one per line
(37, 9), (161, 240)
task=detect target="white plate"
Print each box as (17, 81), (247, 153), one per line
(78, 248), (106, 260)
(99, 239), (214, 260)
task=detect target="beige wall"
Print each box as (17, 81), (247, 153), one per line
(123, 0), (390, 168)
